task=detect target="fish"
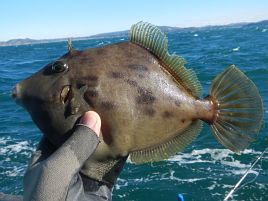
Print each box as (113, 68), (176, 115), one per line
(12, 22), (263, 182)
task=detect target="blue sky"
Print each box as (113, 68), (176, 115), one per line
(0, 0), (268, 41)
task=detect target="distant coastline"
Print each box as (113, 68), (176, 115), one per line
(0, 20), (267, 47)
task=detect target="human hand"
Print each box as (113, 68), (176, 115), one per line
(78, 111), (101, 136)
(23, 111), (102, 201)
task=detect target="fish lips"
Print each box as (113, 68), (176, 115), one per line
(12, 81), (73, 106)
(11, 84), (23, 106)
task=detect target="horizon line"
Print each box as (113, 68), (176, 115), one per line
(1, 19), (267, 43)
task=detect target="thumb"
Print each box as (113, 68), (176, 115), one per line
(79, 111), (101, 137)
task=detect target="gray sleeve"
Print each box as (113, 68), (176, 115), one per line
(23, 125), (99, 201)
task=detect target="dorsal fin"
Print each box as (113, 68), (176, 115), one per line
(129, 22), (202, 97)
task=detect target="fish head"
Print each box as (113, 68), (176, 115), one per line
(12, 50), (91, 146)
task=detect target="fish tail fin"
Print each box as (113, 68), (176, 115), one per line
(208, 65), (263, 153)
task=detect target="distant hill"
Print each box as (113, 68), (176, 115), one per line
(0, 37), (70, 47)
(3, 38), (37, 46)
(0, 20), (267, 47)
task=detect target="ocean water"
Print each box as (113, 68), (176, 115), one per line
(0, 22), (268, 201)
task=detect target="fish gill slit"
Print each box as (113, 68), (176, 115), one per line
(60, 85), (72, 104)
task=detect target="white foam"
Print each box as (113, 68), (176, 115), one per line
(117, 194), (127, 198)
(1, 165), (26, 177)
(169, 148), (261, 161)
(168, 170), (206, 183)
(168, 151), (214, 164)
(5, 157), (11, 162)
(207, 182), (217, 190)
(231, 169), (259, 176)
(0, 141), (33, 155)
(97, 41), (104, 46)
(261, 29), (267, 33)
(242, 149), (262, 154)
(222, 184), (233, 189)
(115, 178), (129, 190)
(232, 47), (240, 51)
(221, 160), (249, 169)
(211, 192), (222, 196)
(168, 148), (263, 176)
(0, 136), (11, 145)
(0, 140), (35, 158)
(256, 182), (267, 190)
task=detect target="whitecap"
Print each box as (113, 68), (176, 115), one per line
(256, 182), (267, 190)
(222, 184), (233, 189)
(0, 137), (10, 145)
(97, 41), (104, 46)
(1, 141), (28, 153)
(0, 140), (35, 156)
(2, 166), (26, 177)
(207, 182), (217, 190)
(117, 194), (127, 198)
(211, 192), (222, 196)
(221, 160), (249, 169)
(168, 148), (262, 175)
(168, 170), (206, 183)
(231, 169), (258, 175)
(232, 47), (240, 52)
(261, 29), (267, 33)
(115, 178), (129, 190)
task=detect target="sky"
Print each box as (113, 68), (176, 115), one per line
(0, 0), (268, 41)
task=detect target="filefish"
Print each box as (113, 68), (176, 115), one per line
(12, 22), (263, 182)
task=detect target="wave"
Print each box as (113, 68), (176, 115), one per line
(0, 140), (34, 155)
(15, 59), (46, 65)
(167, 148), (263, 175)
(245, 68), (268, 75)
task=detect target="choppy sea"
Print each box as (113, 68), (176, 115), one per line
(0, 22), (268, 201)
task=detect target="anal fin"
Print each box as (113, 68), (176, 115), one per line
(130, 120), (203, 164)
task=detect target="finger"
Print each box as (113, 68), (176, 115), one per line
(79, 111), (101, 136)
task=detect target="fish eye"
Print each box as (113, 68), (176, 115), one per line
(51, 61), (68, 73)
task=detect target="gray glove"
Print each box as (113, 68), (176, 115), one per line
(23, 112), (103, 201)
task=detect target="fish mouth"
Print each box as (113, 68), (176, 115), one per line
(60, 85), (72, 104)
(11, 84), (22, 106)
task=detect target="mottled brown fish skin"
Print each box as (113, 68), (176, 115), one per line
(65, 42), (212, 158)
